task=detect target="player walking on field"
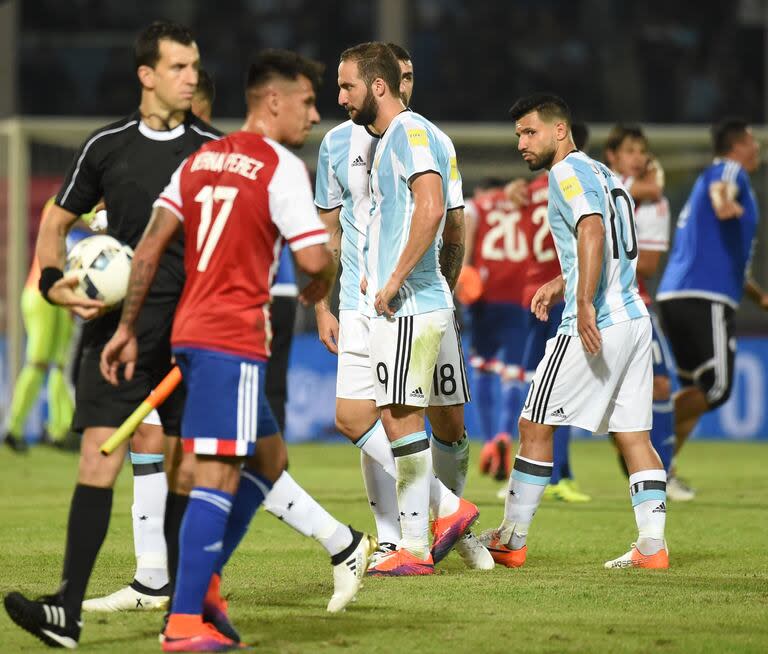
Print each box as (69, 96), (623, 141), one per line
(327, 42), (480, 575)
(100, 50), (376, 651)
(657, 118), (768, 494)
(480, 94), (670, 570)
(315, 42), (491, 573)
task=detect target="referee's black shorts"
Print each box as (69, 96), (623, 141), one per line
(657, 297), (736, 409)
(73, 300), (184, 434)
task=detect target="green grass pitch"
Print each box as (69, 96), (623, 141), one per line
(1, 440), (766, 653)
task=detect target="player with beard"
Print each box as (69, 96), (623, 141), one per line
(315, 43), (491, 573)
(326, 42), (483, 574)
(480, 93), (669, 570)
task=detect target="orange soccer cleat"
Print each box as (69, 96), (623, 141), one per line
(477, 529), (527, 568)
(604, 543), (669, 569)
(431, 497), (480, 563)
(162, 614), (246, 652)
(367, 548), (435, 576)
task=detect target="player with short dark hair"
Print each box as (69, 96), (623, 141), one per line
(101, 48), (376, 650)
(657, 118), (768, 495)
(316, 42), (489, 574)
(328, 41), (480, 575)
(3, 20), (221, 648)
(481, 93), (669, 571)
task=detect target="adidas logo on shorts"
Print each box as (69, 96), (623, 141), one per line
(409, 387), (425, 399)
(351, 155), (366, 167)
(652, 502), (667, 513)
(550, 407), (567, 419)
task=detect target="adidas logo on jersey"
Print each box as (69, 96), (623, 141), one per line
(409, 387), (425, 399)
(652, 502), (667, 513)
(351, 155), (366, 167)
(551, 407), (567, 419)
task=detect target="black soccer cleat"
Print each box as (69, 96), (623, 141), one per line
(4, 592), (81, 649)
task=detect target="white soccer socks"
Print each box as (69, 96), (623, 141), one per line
(392, 432), (433, 559)
(131, 453), (169, 590)
(628, 469), (667, 555)
(499, 455), (552, 550)
(430, 431), (470, 496)
(356, 421), (401, 545)
(263, 471), (353, 557)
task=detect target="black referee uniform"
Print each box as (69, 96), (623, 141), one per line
(55, 111), (221, 432)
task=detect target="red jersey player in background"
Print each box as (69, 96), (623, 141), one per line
(462, 178), (530, 481)
(512, 123), (592, 503)
(101, 50), (376, 651)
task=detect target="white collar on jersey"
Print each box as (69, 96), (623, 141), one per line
(138, 121), (185, 141)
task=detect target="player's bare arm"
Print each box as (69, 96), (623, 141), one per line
(374, 171), (444, 317)
(627, 175), (662, 203)
(37, 203), (105, 318)
(636, 249), (663, 279)
(100, 206), (181, 385)
(315, 207), (342, 353)
(744, 277), (768, 310)
(294, 243), (335, 306)
(531, 275), (565, 322)
(709, 180), (744, 220)
(575, 214), (605, 354)
(503, 178), (529, 207)
(439, 206), (465, 290)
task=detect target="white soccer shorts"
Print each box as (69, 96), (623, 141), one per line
(369, 308), (471, 408)
(521, 317), (652, 434)
(337, 309), (470, 407)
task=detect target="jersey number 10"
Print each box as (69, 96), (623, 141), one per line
(194, 185), (240, 272)
(607, 187), (638, 261)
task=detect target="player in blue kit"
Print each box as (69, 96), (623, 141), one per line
(657, 118), (768, 494)
(480, 94), (669, 570)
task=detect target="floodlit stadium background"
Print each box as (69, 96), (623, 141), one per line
(1, 0), (767, 440)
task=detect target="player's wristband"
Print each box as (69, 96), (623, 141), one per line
(39, 267), (64, 304)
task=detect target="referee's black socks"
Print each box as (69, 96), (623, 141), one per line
(60, 484), (113, 616)
(163, 491), (190, 598)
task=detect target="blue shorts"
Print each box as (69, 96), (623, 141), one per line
(521, 302), (565, 375)
(174, 347), (279, 457)
(469, 302), (528, 377)
(649, 309), (674, 379)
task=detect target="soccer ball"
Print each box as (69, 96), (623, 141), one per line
(65, 234), (134, 308)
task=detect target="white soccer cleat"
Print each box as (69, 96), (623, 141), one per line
(327, 531), (378, 614)
(82, 585), (169, 612)
(666, 476), (695, 502)
(454, 531), (495, 570)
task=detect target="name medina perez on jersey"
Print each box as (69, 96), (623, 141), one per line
(190, 150), (266, 180)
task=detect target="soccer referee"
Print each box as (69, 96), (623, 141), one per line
(4, 21), (220, 649)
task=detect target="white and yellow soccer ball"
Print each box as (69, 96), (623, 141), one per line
(65, 234), (134, 308)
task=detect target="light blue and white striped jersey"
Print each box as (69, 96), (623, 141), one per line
(657, 158), (758, 309)
(548, 151), (648, 336)
(367, 111), (459, 317)
(315, 120), (379, 315)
